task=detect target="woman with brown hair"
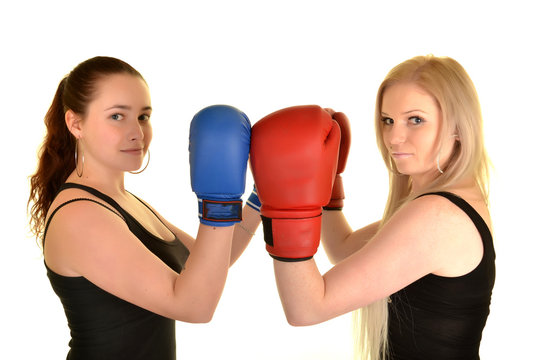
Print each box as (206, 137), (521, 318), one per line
(28, 56), (260, 359)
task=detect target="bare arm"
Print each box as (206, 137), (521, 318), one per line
(45, 201), (235, 323)
(274, 195), (483, 326)
(321, 210), (380, 264)
(171, 223), (233, 321)
(140, 201), (260, 267)
(231, 205), (261, 265)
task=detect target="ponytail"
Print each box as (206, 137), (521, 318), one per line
(28, 77), (76, 243)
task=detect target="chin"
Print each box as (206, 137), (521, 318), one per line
(393, 166), (412, 175)
(393, 162), (430, 177)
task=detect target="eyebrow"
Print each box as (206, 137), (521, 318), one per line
(105, 105), (152, 112)
(381, 109), (428, 116)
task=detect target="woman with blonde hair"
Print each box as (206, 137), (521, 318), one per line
(250, 55), (494, 359)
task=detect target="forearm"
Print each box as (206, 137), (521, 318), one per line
(173, 224), (233, 322)
(273, 259), (328, 326)
(321, 212), (379, 264)
(321, 210), (353, 264)
(230, 205), (261, 265)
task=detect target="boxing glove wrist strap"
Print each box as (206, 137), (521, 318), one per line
(198, 198), (242, 226)
(261, 214), (321, 262)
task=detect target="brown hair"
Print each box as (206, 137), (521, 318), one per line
(28, 56), (145, 242)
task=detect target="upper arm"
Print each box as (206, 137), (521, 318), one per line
(319, 195), (472, 318)
(45, 201), (191, 320)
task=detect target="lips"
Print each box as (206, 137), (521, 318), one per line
(121, 148), (144, 155)
(391, 152), (413, 158)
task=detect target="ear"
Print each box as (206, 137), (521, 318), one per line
(65, 110), (83, 138)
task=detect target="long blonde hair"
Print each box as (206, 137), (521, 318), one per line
(353, 55), (491, 359)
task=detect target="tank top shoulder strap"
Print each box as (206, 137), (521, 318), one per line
(416, 191), (492, 242)
(60, 182), (127, 216)
(43, 198), (125, 247)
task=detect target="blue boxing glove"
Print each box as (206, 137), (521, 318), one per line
(189, 105), (251, 226)
(246, 185), (261, 212)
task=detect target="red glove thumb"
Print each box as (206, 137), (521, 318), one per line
(324, 111), (351, 210)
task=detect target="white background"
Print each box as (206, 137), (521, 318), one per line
(1, 0), (542, 358)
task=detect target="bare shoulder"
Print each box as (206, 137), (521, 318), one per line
(44, 190), (128, 276)
(392, 194), (470, 231)
(377, 193), (484, 276)
(402, 192), (486, 239)
(423, 193), (472, 218)
(370, 194), (472, 258)
(406, 192), (486, 276)
(46, 187), (121, 220)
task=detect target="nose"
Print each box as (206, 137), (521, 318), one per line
(129, 119), (145, 141)
(387, 123), (406, 147)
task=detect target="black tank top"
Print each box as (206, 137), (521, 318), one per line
(43, 183), (190, 360)
(387, 192), (495, 360)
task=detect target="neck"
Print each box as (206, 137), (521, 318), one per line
(67, 169), (126, 197)
(410, 171), (439, 194)
(411, 172), (477, 195)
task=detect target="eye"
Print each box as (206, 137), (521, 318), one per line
(111, 113), (124, 121)
(138, 114), (151, 122)
(381, 117), (394, 125)
(409, 116), (424, 125)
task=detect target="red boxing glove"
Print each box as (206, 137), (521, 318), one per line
(250, 105), (340, 261)
(324, 111), (351, 210)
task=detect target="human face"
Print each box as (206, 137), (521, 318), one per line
(381, 82), (454, 187)
(79, 73), (152, 176)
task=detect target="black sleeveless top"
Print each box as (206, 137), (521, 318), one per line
(43, 183), (190, 360)
(387, 192), (495, 360)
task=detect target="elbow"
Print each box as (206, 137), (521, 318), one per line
(187, 312), (214, 324)
(172, 302), (218, 324)
(286, 317), (309, 327)
(284, 310), (321, 327)
(176, 308), (215, 324)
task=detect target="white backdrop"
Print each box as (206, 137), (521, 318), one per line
(2, 0), (542, 359)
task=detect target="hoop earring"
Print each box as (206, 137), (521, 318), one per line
(129, 149), (150, 174)
(437, 153), (444, 174)
(75, 139), (84, 177)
